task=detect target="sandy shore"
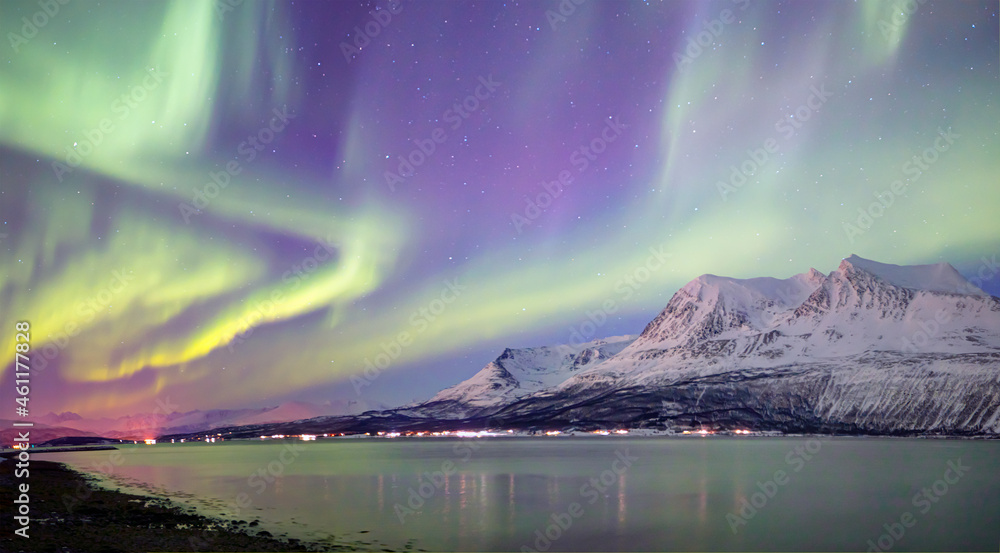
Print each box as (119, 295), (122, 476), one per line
(0, 459), (389, 552)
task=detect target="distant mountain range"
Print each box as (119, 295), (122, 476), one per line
(236, 254), (998, 438)
(25, 399), (386, 442)
(0, 419), (101, 448)
(28, 255), (1000, 442)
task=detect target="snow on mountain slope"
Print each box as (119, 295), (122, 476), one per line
(521, 255), (1000, 434)
(610, 255), (999, 363)
(625, 267), (827, 350)
(414, 336), (636, 418)
(843, 254), (988, 296)
(403, 255), (999, 435)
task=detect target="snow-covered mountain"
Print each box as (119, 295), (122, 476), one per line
(405, 255), (1000, 435)
(411, 336), (636, 418)
(554, 255), (999, 385)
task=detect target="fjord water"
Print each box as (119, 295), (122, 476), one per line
(47, 438), (999, 551)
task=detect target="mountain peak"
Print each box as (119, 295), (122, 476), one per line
(417, 336), (637, 417)
(838, 254), (985, 296)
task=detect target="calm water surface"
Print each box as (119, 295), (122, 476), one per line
(46, 437), (1000, 551)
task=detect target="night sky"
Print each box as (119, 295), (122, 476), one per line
(1, 1), (997, 418)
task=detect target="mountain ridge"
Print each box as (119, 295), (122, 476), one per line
(140, 255), (1000, 440)
(397, 254), (1000, 435)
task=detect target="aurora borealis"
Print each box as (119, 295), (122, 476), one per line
(1, 0), (997, 418)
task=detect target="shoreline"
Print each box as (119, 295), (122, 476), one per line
(0, 459), (381, 552)
(0, 445), (118, 459)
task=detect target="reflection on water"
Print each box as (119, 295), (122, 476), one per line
(46, 437), (1000, 551)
